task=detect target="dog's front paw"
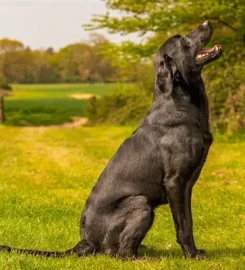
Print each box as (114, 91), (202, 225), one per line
(191, 253), (206, 260)
(185, 249), (206, 260)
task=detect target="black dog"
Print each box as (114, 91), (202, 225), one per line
(0, 21), (222, 259)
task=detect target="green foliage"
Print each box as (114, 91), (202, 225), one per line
(88, 83), (152, 125)
(0, 82), (12, 91)
(218, 85), (245, 135)
(51, 36), (116, 83)
(86, 0), (245, 40)
(1, 125), (245, 268)
(85, 0), (245, 133)
(87, 61), (154, 125)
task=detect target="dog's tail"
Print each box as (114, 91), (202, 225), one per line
(0, 240), (95, 258)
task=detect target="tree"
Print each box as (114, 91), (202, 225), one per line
(84, 0), (245, 65)
(51, 43), (86, 83)
(0, 39), (25, 83)
(85, 0), (244, 42)
(82, 34), (116, 82)
(52, 35), (116, 83)
(0, 35), (118, 84)
(32, 50), (57, 83)
(85, 0), (245, 131)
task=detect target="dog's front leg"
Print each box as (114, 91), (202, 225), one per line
(165, 176), (204, 260)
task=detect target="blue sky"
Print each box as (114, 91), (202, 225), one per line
(0, 0), (139, 50)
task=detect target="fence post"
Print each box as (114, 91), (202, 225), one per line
(0, 95), (4, 124)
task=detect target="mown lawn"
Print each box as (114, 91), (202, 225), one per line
(0, 124), (245, 270)
(4, 83), (118, 126)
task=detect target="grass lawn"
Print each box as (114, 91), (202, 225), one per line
(4, 83), (118, 126)
(1, 83), (245, 269)
(0, 124), (245, 269)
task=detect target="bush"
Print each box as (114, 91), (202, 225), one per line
(203, 53), (245, 133)
(218, 84), (245, 135)
(87, 83), (152, 125)
(0, 82), (12, 91)
(87, 63), (154, 125)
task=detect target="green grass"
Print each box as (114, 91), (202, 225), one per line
(0, 124), (245, 269)
(1, 83), (245, 269)
(4, 83), (118, 126)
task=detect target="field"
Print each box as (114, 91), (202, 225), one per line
(4, 84), (117, 126)
(1, 84), (245, 269)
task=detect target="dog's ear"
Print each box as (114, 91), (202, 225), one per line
(154, 53), (177, 95)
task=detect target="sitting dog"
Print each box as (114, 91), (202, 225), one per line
(0, 21), (222, 259)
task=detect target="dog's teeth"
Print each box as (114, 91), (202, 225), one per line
(196, 54), (204, 59)
(196, 52), (210, 60)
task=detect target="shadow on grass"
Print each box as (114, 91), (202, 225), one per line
(1, 245), (244, 261)
(138, 245), (245, 260)
(207, 246), (245, 258)
(138, 246), (182, 259)
(4, 98), (88, 126)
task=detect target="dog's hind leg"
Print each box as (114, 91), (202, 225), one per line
(66, 239), (96, 257)
(111, 196), (154, 259)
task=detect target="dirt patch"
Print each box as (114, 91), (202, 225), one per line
(43, 117), (89, 129)
(70, 93), (94, 100)
(62, 117), (89, 128)
(0, 89), (11, 97)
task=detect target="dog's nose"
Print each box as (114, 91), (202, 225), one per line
(203, 21), (210, 26)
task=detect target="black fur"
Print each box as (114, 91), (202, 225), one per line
(0, 21), (222, 260)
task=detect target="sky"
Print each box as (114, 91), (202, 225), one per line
(0, 0), (140, 51)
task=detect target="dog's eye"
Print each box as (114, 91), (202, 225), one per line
(164, 55), (173, 63)
(160, 60), (164, 66)
(174, 71), (182, 82)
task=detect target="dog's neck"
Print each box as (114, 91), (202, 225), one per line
(151, 75), (210, 129)
(154, 73), (209, 111)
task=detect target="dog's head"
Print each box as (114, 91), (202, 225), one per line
(154, 21), (223, 95)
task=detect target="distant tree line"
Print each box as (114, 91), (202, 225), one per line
(0, 33), (134, 84)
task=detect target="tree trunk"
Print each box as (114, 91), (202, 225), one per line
(0, 96), (4, 123)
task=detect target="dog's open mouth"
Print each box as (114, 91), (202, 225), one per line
(196, 45), (222, 66)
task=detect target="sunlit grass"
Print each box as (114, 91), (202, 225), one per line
(0, 124), (245, 269)
(1, 82), (245, 269)
(11, 83), (118, 99)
